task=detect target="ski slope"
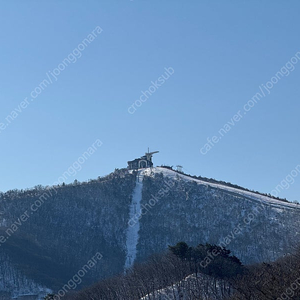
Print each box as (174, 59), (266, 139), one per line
(124, 170), (145, 269)
(150, 167), (299, 210)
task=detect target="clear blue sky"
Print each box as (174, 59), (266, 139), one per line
(0, 1), (300, 201)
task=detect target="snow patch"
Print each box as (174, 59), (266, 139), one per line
(124, 169), (145, 269)
(151, 167), (299, 210)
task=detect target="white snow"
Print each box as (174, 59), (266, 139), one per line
(151, 167), (300, 210)
(140, 273), (225, 300)
(124, 169), (145, 269)
(124, 166), (299, 270)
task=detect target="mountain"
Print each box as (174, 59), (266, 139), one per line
(0, 167), (299, 299)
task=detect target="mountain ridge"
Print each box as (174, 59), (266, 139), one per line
(0, 167), (299, 299)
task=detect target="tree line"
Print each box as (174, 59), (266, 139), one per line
(44, 242), (300, 299)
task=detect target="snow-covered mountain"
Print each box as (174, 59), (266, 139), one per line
(0, 253), (51, 300)
(136, 167), (300, 264)
(0, 167), (299, 298)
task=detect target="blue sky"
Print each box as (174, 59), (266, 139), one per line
(0, 1), (300, 201)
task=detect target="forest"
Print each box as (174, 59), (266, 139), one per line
(53, 241), (300, 299)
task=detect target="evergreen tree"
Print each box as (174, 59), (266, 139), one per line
(168, 242), (190, 260)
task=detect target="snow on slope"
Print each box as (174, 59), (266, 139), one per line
(140, 273), (224, 300)
(126, 166), (299, 270)
(124, 170), (145, 269)
(0, 254), (51, 300)
(150, 167), (299, 210)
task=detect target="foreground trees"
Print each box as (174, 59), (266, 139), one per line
(169, 242), (244, 279)
(59, 243), (240, 299)
(229, 251), (300, 299)
(56, 243), (300, 300)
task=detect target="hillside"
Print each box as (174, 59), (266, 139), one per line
(137, 167), (300, 264)
(65, 241), (300, 300)
(0, 167), (299, 298)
